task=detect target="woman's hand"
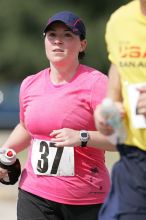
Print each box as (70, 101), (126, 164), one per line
(0, 167), (8, 180)
(136, 86), (146, 117)
(50, 128), (81, 147)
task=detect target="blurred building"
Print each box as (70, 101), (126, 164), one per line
(0, 83), (20, 129)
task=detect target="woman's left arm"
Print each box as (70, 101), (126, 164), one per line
(50, 128), (116, 151)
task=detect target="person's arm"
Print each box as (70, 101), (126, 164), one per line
(94, 64), (125, 135)
(50, 128), (116, 151)
(106, 64), (122, 101)
(1, 121), (31, 153)
(0, 121), (31, 182)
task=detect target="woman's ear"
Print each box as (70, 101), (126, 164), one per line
(80, 39), (87, 52)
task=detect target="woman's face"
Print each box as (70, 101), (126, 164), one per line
(44, 22), (87, 65)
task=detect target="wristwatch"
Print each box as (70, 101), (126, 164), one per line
(80, 130), (89, 147)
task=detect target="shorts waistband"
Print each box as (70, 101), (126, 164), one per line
(117, 143), (146, 157)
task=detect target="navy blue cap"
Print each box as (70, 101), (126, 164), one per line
(43, 11), (86, 39)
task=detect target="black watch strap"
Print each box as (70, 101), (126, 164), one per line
(81, 141), (88, 147)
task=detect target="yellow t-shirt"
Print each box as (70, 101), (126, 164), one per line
(105, 0), (146, 150)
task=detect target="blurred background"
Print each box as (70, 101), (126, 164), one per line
(0, 0), (128, 219)
(0, 0), (129, 129)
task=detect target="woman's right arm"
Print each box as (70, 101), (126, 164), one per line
(0, 121), (31, 181)
(1, 121), (31, 153)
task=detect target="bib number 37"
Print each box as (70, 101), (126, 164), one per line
(31, 139), (74, 176)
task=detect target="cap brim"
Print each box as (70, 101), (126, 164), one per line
(43, 20), (80, 36)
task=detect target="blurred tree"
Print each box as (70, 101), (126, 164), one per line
(0, 0), (129, 82)
(61, 0), (130, 18)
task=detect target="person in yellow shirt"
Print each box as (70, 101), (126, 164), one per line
(95, 0), (146, 220)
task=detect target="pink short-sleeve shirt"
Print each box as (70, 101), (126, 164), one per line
(19, 64), (110, 205)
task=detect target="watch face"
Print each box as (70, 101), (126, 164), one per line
(81, 133), (88, 138)
(80, 131), (89, 142)
(80, 130), (89, 147)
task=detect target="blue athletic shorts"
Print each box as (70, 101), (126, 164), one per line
(98, 144), (146, 220)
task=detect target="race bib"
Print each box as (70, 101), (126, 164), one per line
(31, 139), (74, 176)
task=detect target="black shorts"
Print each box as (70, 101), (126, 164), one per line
(98, 144), (146, 220)
(17, 188), (102, 220)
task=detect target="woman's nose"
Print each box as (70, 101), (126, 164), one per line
(54, 35), (63, 44)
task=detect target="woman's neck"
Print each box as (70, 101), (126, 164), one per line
(49, 61), (80, 85)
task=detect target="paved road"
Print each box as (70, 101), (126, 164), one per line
(1, 201), (17, 219)
(0, 184), (17, 220)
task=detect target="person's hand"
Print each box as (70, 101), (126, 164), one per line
(0, 167), (8, 180)
(94, 105), (114, 135)
(50, 128), (81, 147)
(94, 101), (125, 136)
(136, 86), (146, 117)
